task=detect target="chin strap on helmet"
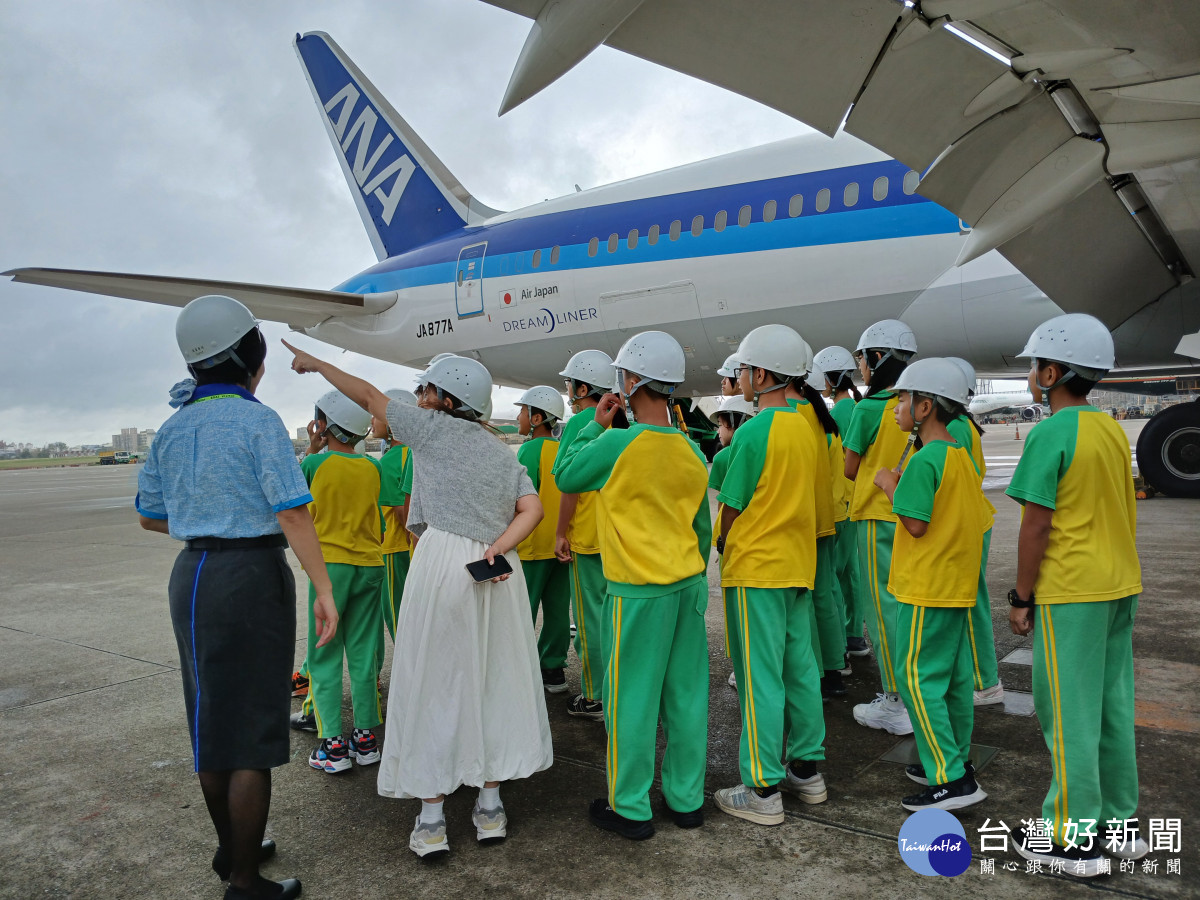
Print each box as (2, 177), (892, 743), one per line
(617, 369), (677, 424)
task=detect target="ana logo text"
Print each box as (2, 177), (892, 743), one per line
(324, 83), (415, 226)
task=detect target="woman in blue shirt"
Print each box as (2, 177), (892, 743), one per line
(136, 295), (338, 900)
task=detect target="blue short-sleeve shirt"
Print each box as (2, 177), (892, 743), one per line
(135, 384), (313, 540)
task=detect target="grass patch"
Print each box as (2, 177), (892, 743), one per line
(0, 456), (104, 471)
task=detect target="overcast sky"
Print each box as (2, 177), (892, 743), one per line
(0, 0), (815, 446)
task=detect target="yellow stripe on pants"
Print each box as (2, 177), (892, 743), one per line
(607, 597), (622, 809)
(738, 587), (764, 787)
(1042, 604), (1069, 842)
(905, 607), (947, 784)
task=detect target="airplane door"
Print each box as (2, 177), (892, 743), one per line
(455, 242), (487, 318)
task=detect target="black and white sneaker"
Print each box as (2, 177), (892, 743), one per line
(821, 670), (847, 698)
(1013, 826), (1106, 877)
(901, 773), (986, 811)
(905, 760), (975, 786)
(846, 636), (871, 657)
(588, 799), (654, 840)
(289, 711), (317, 733)
(350, 728), (380, 765)
(567, 694), (604, 720)
(541, 667), (568, 694)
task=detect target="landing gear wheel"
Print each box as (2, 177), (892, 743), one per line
(1136, 402), (1200, 498)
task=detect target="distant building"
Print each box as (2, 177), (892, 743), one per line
(137, 429), (156, 453)
(112, 428), (139, 454)
(296, 427), (309, 442)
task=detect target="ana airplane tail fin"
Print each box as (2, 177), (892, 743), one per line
(294, 32), (499, 261)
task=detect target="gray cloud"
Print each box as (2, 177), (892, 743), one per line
(0, 0), (805, 445)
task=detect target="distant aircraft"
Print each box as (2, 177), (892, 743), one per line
(969, 391), (1044, 421)
(5, 19), (1199, 496)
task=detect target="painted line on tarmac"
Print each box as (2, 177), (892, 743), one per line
(0, 669), (174, 713)
(0, 623), (178, 673)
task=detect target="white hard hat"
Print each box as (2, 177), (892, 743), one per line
(384, 388), (418, 406)
(1017, 313), (1115, 376)
(479, 394), (493, 422)
(560, 349), (615, 388)
(316, 389), (372, 439)
(708, 394), (756, 425)
(945, 357), (977, 397)
(813, 346), (857, 374)
(735, 324), (809, 377)
(856, 319), (918, 357)
(418, 355), (493, 418)
(717, 353), (740, 378)
(176, 295), (259, 366)
(893, 358), (971, 407)
(614, 331), (687, 397)
(416, 353), (457, 386)
(516, 385), (566, 422)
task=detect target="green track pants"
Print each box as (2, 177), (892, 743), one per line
(374, 550), (410, 677)
(836, 519), (865, 640)
(813, 535), (847, 671)
(307, 563), (384, 738)
(724, 586), (825, 788)
(858, 519), (901, 694)
(896, 603), (974, 786)
(1034, 596), (1139, 847)
(570, 552), (606, 701)
(603, 583), (709, 822)
(967, 529), (1000, 691)
(522, 557), (572, 670)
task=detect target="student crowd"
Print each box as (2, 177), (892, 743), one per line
(136, 295), (1146, 898)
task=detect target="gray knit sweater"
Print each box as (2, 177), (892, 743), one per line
(386, 400), (536, 546)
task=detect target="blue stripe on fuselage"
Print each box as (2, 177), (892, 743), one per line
(333, 159), (959, 294)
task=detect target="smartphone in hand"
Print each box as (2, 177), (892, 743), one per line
(465, 555), (514, 583)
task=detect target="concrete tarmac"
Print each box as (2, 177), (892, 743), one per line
(1, 421), (1197, 899)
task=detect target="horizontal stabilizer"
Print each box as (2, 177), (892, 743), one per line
(2, 268), (396, 329)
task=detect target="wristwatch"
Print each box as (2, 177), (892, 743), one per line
(1008, 588), (1035, 608)
(716, 535), (726, 555)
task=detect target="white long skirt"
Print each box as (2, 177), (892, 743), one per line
(376, 527), (554, 799)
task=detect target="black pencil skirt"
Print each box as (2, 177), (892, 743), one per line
(168, 544), (296, 772)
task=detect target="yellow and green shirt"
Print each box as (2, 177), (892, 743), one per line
(1006, 406), (1142, 604)
(830, 397), (857, 517)
(718, 406), (819, 589)
(947, 415), (986, 478)
(788, 398), (837, 537)
(300, 451), (384, 567)
(516, 436), (562, 561)
(843, 391), (910, 522)
(888, 441), (993, 607)
(551, 407), (602, 555)
(378, 443), (412, 554)
(708, 444), (732, 548)
(555, 421), (711, 598)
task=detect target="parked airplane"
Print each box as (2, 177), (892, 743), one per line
(968, 391), (1043, 420)
(4, 27), (1198, 495)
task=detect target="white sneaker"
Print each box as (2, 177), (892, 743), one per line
(852, 693), (914, 735)
(409, 815), (450, 858)
(471, 802), (508, 843)
(1103, 829), (1149, 860)
(727, 670), (737, 688)
(781, 765), (828, 804)
(714, 784), (784, 825)
(973, 682), (1005, 706)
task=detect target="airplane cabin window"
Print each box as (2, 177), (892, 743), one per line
(608, 233), (619, 253)
(763, 199), (777, 223)
(550, 245), (560, 264)
(844, 182), (859, 207)
(627, 229), (638, 249)
(648, 224), (660, 245)
(715, 209), (727, 232)
(670, 219), (682, 241)
(532, 249), (542, 268)
(903, 170), (920, 195)
(789, 194), (803, 217)
(873, 176), (889, 201)
(588, 237), (598, 257)
(691, 215), (704, 237)
(815, 188), (830, 212)
(738, 205), (751, 227)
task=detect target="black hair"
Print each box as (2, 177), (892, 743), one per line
(529, 406), (554, 427)
(721, 376), (737, 393)
(717, 411), (749, 430)
(828, 370), (862, 402)
(792, 378), (840, 436)
(1038, 360), (1098, 398)
(189, 327), (266, 387)
(962, 409), (985, 436)
(864, 350), (908, 399)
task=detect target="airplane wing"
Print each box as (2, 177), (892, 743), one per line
(2, 267), (396, 329)
(486, 0), (1200, 332)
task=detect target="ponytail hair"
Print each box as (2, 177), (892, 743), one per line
(827, 370), (862, 402)
(790, 377), (840, 436)
(864, 352), (908, 398)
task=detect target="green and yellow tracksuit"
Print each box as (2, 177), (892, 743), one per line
(790, 398), (846, 672)
(556, 420), (712, 822)
(830, 397), (864, 642)
(552, 407), (608, 702)
(1007, 406), (1142, 848)
(719, 406), (824, 789)
(709, 444), (734, 657)
(376, 442), (412, 677)
(890, 440), (993, 786)
(947, 415), (1000, 692)
(300, 451), (385, 738)
(518, 435), (572, 670)
(844, 391), (910, 695)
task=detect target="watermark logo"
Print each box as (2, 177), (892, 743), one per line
(898, 809), (972, 877)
